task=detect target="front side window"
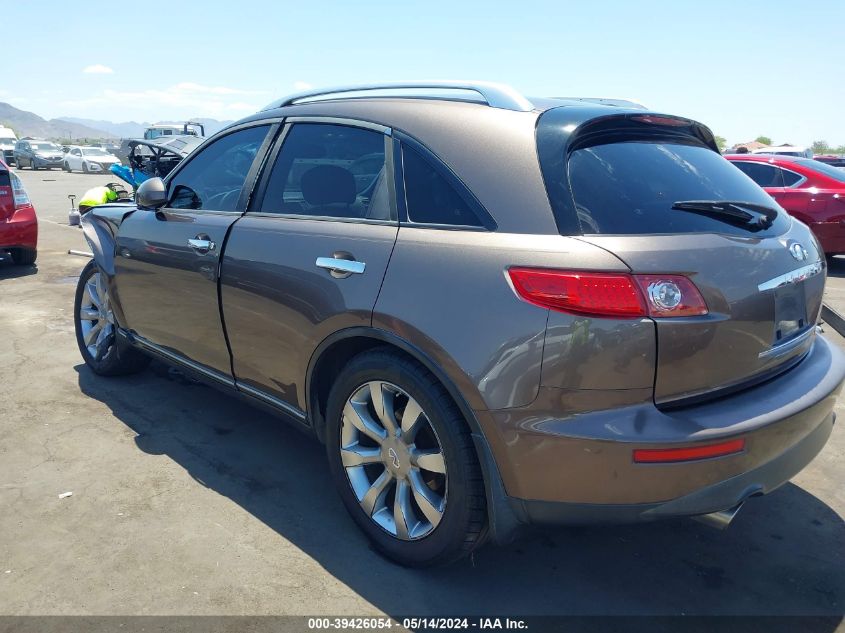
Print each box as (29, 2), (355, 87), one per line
(732, 161), (784, 187)
(259, 123), (389, 220)
(567, 142), (790, 237)
(401, 145), (481, 227)
(168, 125), (269, 212)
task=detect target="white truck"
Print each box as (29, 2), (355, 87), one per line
(0, 126), (17, 165)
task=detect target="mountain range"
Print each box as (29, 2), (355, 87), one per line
(0, 102), (233, 140)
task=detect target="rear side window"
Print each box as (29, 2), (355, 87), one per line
(401, 145), (481, 227)
(259, 123), (389, 221)
(781, 169), (804, 187)
(567, 141), (790, 237)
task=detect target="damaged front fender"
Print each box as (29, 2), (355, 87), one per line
(80, 203), (136, 276)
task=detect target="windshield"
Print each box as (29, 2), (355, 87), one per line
(32, 143), (61, 151)
(798, 158), (845, 184)
(82, 148), (110, 156)
(0, 137), (15, 144)
(566, 140), (791, 237)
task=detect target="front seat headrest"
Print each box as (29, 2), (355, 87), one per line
(301, 165), (356, 206)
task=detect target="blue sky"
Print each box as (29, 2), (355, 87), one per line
(4, 0), (844, 145)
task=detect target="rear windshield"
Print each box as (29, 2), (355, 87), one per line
(567, 140), (790, 237)
(798, 158), (845, 183)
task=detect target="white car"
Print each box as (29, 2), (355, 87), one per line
(63, 146), (121, 174)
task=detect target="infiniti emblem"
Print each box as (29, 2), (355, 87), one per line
(789, 242), (808, 262)
(388, 448), (401, 469)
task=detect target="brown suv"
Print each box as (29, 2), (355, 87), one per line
(74, 81), (845, 566)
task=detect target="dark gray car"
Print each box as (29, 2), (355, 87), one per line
(73, 81), (845, 566)
(14, 138), (64, 170)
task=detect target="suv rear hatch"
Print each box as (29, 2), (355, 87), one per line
(537, 110), (825, 405)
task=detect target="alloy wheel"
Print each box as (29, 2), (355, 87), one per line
(78, 270), (115, 360)
(340, 381), (447, 540)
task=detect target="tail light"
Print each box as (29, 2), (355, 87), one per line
(507, 268), (708, 319)
(10, 173), (32, 210)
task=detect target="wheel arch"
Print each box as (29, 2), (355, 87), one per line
(305, 326), (524, 544)
(306, 327), (478, 441)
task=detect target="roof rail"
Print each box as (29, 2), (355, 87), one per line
(553, 97), (647, 110)
(262, 81), (535, 113)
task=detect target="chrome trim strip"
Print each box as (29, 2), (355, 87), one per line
(283, 116), (391, 135)
(130, 334), (235, 387)
(757, 261), (823, 292)
(759, 327), (816, 359)
(236, 382), (307, 421)
(263, 81), (534, 112)
(316, 257), (366, 275)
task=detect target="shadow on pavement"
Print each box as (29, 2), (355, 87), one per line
(0, 258), (37, 279)
(76, 361), (844, 621)
(827, 256), (845, 279)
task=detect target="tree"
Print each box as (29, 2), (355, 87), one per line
(714, 135), (728, 152)
(755, 136), (772, 146)
(811, 140), (831, 154)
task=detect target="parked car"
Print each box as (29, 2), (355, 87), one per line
(74, 81), (845, 566)
(726, 153), (845, 255)
(0, 158), (37, 264)
(815, 154), (845, 169)
(752, 145), (814, 158)
(0, 125), (17, 165)
(14, 138), (64, 170)
(143, 122), (205, 140)
(63, 145), (122, 174)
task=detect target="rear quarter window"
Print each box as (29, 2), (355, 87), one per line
(567, 141), (790, 237)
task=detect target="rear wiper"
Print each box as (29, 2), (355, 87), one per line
(671, 200), (778, 230)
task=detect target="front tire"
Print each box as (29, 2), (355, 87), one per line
(325, 349), (486, 566)
(82, 162), (88, 174)
(74, 259), (150, 376)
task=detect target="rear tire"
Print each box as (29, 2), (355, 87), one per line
(325, 348), (487, 567)
(10, 248), (36, 265)
(74, 259), (150, 376)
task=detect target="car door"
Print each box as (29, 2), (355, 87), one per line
(112, 122), (276, 381)
(70, 148), (82, 170)
(220, 120), (398, 414)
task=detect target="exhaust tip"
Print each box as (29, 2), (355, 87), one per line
(692, 503), (743, 530)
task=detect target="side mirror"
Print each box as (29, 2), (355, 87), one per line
(136, 178), (168, 209)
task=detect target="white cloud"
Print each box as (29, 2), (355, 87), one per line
(293, 81), (314, 91)
(83, 64), (115, 75)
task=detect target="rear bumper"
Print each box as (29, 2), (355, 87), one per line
(480, 334), (844, 523)
(515, 410), (834, 525)
(0, 205), (38, 250)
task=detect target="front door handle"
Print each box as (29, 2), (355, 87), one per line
(316, 255), (366, 279)
(188, 236), (216, 254)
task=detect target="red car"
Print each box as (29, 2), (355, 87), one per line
(0, 159), (37, 265)
(725, 153), (845, 255)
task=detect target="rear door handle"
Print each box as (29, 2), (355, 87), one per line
(316, 256), (366, 278)
(187, 237), (216, 254)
